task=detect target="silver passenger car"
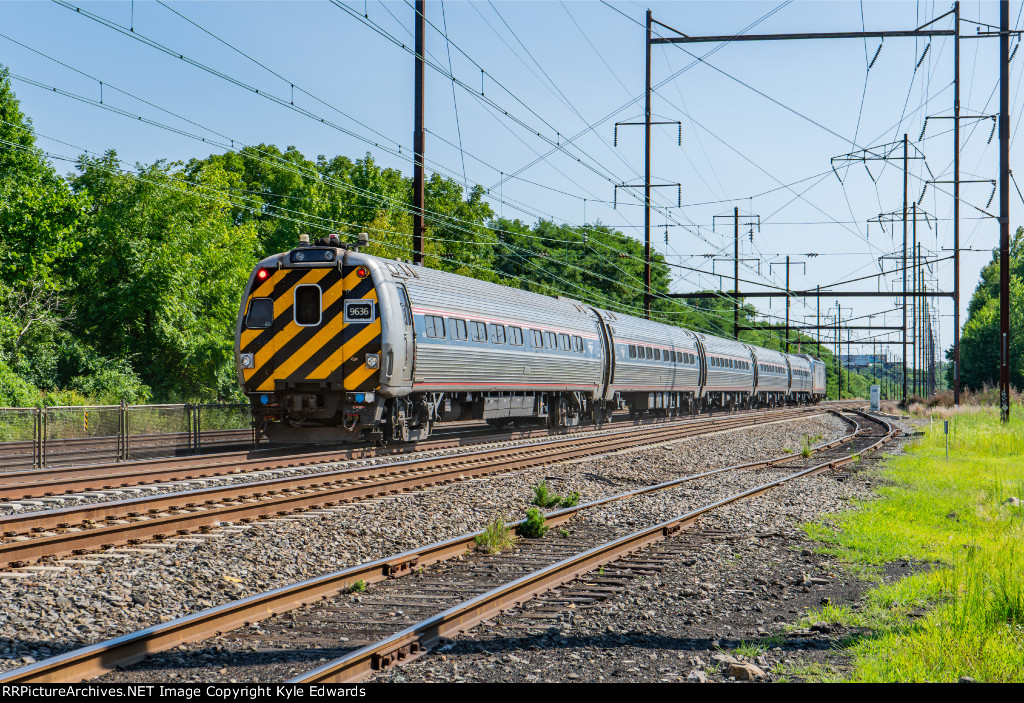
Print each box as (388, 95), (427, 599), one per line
(700, 335), (756, 408)
(606, 312), (701, 413)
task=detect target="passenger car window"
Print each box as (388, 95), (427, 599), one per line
(546, 332), (557, 349)
(572, 336), (583, 352)
(654, 348), (661, 361)
(424, 315), (445, 338)
(449, 318), (468, 340)
(628, 345), (636, 358)
(532, 330), (543, 347)
(491, 325), (507, 344)
(245, 298), (274, 329)
(559, 333), (570, 351)
(471, 321), (488, 342)
(294, 285), (321, 326)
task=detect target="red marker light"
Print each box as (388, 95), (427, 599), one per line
(256, 268), (270, 281)
(356, 267), (369, 279)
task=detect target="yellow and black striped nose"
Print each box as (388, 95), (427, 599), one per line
(239, 264), (381, 393)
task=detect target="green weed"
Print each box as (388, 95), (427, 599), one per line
(531, 481), (581, 509)
(475, 516), (518, 554)
(520, 507), (549, 538)
(349, 579), (367, 593)
(532, 481), (559, 508)
(733, 640), (767, 658)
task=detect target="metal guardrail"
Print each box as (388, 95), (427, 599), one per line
(0, 403), (254, 471)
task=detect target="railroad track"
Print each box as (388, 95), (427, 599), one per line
(0, 429), (257, 473)
(0, 412), (686, 500)
(0, 406), (834, 569)
(0, 406), (811, 500)
(0, 410), (892, 683)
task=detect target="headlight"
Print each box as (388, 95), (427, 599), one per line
(365, 353), (379, 369)
(240, 353), (255, 369)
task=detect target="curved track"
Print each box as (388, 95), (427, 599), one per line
(0, 410), (893, 683)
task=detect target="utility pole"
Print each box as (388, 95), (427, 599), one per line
(786, 255), (791, 353)
(912, 204), (918, 397)
(902, 133), (909, 402)
(644, 8), (652, 319)
(816, 285), (821, 360)
(954, 0), (962, 404)
(999, 0), (1011, 422)
(734, 207), (739, 339)
(412, 0), (425, 266)
(770, 257), (805, 353)
(836, 303), (842, 401)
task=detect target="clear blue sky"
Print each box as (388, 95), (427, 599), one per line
(2, 0), (1020, 367)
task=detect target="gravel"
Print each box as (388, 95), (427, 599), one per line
(0, 413), (813, 516)
(369, 431), (919, 683)
(0, 412), (847, 674)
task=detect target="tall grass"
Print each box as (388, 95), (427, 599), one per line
(802, 409), (1024, 682)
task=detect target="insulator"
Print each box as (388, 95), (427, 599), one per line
(919, 117), (929, 142)
(916, 43), (930, 69)
(1012, 43), (1020, 63)
(613, 189), (617, 210)
(677, 184), (682, 207)
(868, 41), (883, 70)
(613, 125), (618, 147)
(987, 117), (997, 144)
(987, 182), (996, 209)
(677, 123), (682, 145)
(918, 184), (927, 206)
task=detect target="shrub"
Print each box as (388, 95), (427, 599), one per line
(520, 507), (549, 538)
(532, 481), (581, 509)
(532, 481), (559, 508)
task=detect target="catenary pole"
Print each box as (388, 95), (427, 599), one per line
(412, 0), (425, 265)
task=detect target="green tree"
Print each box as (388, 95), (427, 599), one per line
(0, 66), (84, 288)
(69, 152), (259, 400)
(947, 226), (1024, 391)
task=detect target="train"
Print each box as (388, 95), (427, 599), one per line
(235, 235), (827, 444)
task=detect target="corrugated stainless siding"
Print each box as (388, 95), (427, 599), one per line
(399, 265), (604, 392)
(788, 354), (814, 393)
(604, 313), (700, 392)
(752, 347), (789, 393)
(700, 336), (755, 393)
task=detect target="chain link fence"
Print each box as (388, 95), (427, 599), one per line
(43, 405), (123, 468)
(0, 407), (42, 472)
(0, 402), (256, 471)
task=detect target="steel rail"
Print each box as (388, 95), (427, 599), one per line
(0, 405), (823, 548)
(295, 412), (895, 683)
(0, 407), (804, 498)
(0, 412), (879, 684)
(0, 406), (820, 530)
(0, 408), (829, 568)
